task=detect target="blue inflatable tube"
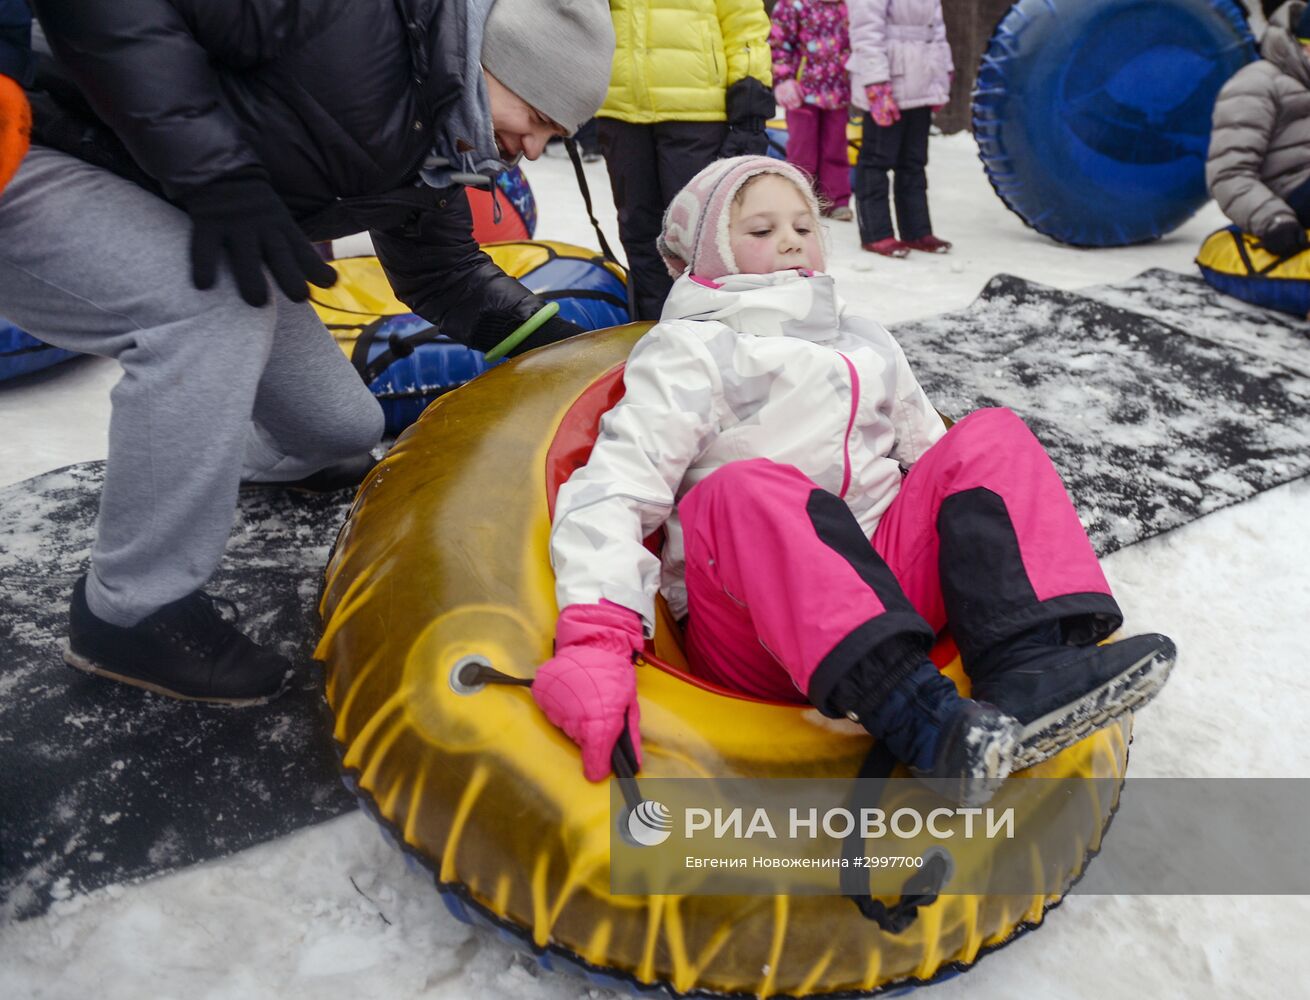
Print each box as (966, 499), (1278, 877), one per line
(973, 0), (1256, 247)
(0, 320), (77, 382)
(352, 315), (496, 435)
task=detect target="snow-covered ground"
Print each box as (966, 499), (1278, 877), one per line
(2, 133), (1307, 999)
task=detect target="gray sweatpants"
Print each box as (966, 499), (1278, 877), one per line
(0, 147), (384, 626)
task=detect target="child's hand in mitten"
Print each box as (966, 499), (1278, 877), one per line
(931, 71), (955, 113)
(532, 602), (645, 781)
(0, 75), (31, 195)
(1259, 216), (1309, 259)
(776, 78), (804, 111)
(865, 82), (900, 127)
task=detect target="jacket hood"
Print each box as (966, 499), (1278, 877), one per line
(660, 270), (844, 343)
(1263, 2), (1310, 86)
(404, 0), (510, 189)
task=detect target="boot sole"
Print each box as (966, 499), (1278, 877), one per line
(1011, 641), (1175, 771)
(63, 643), (288, 707)
(914, 713), (1022, 807)
(962, 715), (1021, 806)
(238, 481), (355, 496)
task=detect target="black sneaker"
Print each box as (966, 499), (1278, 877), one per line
(971, 632), (1176, 770)
(64, 576), (291, 705)
(240, 452), (377, 495)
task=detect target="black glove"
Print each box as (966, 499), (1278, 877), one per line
(718, 77), (774, 159)
(180, 170), (337, 307)
(1258, 216), (1310, 259)
(475, 309), (586, 358)
(518, 315), (586, 355)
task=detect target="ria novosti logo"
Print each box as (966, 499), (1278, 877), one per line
(622, 798), (1014, 848)
(625, 799), (674, 846)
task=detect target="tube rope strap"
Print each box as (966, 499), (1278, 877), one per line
(459, 660), (644, 809)
(839, 742), (953, 933)
(564, 137), (634, 316)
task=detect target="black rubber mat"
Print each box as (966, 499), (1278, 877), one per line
(891, 270), (1310, 556)
(0, 466), (357, 920)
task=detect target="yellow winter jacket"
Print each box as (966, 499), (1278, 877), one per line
(599, 0), (773, 123)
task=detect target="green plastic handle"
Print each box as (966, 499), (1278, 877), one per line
(483, 301), (561, 362)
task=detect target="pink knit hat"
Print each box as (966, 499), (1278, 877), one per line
(657, 156), (823, 280)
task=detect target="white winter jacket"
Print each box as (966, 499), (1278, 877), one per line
(550, 270), (946, 633)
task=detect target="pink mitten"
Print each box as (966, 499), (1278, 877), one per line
(532, 601), (645, 781)
(931, 72), (955, 114)
(865, 82), (901, 127)
(776, 78), (804, 111)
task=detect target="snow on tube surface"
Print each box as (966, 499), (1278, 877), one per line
(316, 325), (1134, 998)
(468, 165), (537, 243)
(0, 320), (77, 382)
(308, 241), (628, 435)
(1196, 224), (1310, 317)
(973, 0), (1255, 247)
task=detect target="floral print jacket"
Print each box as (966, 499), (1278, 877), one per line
(769, 0), (852, 110)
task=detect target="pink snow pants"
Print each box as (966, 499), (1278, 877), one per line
(678, 408), (1120, 709)
(785, 105), (852, 208)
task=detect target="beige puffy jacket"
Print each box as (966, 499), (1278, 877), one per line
(1207, 2), (1310, 237)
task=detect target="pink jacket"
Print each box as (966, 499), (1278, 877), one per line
(769, 0), (852, 110)
(847, 0), (953, 112)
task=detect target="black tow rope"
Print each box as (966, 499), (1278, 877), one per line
(839, 742), (953, 933)
(563, 136), (635, 319)
(455, 660), (644, 810)
(563, 137), (621, 264)
(1236, 228), (1298, 275)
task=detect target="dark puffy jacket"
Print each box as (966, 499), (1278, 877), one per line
(29, 0), (541, 351)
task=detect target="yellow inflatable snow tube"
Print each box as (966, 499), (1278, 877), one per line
(316, 325), (1131, 998)
(1195, 224), (1310, 317)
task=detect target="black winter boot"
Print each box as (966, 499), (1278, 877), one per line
(65, 576), (292, 705)
(831, 658), (1022, 806)
(969, 623), (1176, 769)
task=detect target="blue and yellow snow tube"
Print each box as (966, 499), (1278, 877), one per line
(309, 241), (629, 434)
(1196, 224), (1310, 318)
(317, 326), (1132, 997)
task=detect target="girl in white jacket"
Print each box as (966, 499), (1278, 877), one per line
(532, 156), (1174, 803)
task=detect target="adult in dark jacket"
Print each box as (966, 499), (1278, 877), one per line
(0, 0), (615, 705)
(1207, 1), (1310, 257)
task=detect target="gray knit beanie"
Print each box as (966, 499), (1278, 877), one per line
(480, 0), (616, 135)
